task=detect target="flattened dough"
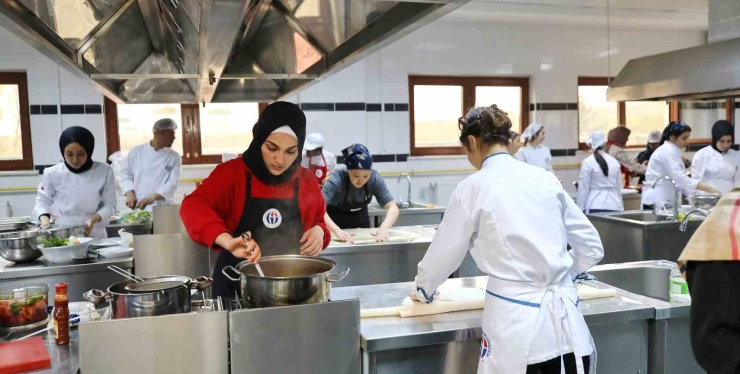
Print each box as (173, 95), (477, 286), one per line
(331, 228), (420, 244)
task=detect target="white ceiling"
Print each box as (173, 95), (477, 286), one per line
(473, 0), (708, 13)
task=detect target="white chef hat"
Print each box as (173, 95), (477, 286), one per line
(586, 131), (607, 150)
(153, 118), (178, 133)
(648, 130), (662, 143)
(271, 125), (298, 140)
(522, 123), (543, 142)
(304, 133), (325, 151)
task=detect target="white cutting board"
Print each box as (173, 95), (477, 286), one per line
(331, 228), (420, 244)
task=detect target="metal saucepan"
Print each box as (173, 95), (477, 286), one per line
(83, 275), (213, 319)
(222, 255), (350, 308)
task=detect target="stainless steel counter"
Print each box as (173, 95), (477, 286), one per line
(106, 221), (153, 237)
(368, 203), (445, 228)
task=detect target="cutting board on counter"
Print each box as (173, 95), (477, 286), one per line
(0, 336), (51, 374)
(331, 228), (420, 244)
(360, 283), (616, 318)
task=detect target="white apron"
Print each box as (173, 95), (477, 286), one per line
(478, 276), (596, 374)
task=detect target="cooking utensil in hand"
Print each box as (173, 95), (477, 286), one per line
(241, 232), (265, 277)
(107, 265), (144, 283)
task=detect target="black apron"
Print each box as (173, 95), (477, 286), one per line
(326, 175), (372, 229)
(211, 173), (304, 298)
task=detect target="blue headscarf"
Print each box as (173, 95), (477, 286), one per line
(661, 121), (691, 145)
(342, 144), (373, 170)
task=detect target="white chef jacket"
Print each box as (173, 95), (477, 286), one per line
(577, 151), (624, 213)
(691, 146), (740, 194)
(120, 143), (181, 206)
(515, 144), (553, 171)
(642, 142), (698, 208)
(300, 150), (336, 176)
(415, 153), (603, 373)
(34, 162), (117, 239)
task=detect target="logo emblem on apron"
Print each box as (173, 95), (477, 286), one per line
(166, 165), (173, 172)
(315, 169), (323, 178)
(480, 332), (491, 359)
(263, 209), (282, 229)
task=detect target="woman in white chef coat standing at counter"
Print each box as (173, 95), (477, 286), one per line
(515, 123), (552, 171)
(642, 121), (719, 210)
(691, 120), (740, 194)
(577, 131), (623, 213)
(34, 127), (117, 238)
(414, 105), (604, 374)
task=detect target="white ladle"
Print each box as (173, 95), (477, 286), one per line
(241, 232), (265, 277)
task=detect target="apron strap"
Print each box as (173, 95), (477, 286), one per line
(246, 173), (253, 198)
(293, 178), (300, 203)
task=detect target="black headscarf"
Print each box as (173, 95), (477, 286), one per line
(59, 126), (95, 174)
(242, 102), (306, 185)
(711, 120), (734, 153)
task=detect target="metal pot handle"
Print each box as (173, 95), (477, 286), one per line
(83, 289), (110, 304)
(190, 276), (214, 290)
(222, 266), (240, 282)
(327, 268), (350, 283)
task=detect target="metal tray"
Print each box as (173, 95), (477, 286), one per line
(0, 222), (28, 232)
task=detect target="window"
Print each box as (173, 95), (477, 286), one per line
(578, 77), (669, 148)
(105, 99), (261, 164)
(677, 100), (727, 140)
(0, 72), (32, 171)
(409, 76), (529, 156)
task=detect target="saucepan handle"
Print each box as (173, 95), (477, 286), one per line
(222, 266), (241, 282)
(190, 276), (214, 290)
(327, 268), (350, 283)
(83, 289), (110, 304)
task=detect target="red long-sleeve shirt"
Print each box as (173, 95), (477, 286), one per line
(180, 159), (331, 250)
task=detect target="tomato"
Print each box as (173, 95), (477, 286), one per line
(10, 314), (24, 326)
(35, 299), (47, 314)
(0, 302), (10, 318)
(21, 305), (34, 320)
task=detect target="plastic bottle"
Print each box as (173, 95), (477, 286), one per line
(53, 283), (70, 345)
(669, 269), (691, 303)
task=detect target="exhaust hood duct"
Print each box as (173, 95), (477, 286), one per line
(0, 0), (470, 104)
(608, 0), (740, 102)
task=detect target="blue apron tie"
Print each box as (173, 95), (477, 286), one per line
(486, 290), (541, 308)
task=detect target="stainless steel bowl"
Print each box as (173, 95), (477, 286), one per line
(45, 224), (87, 239)
(691, 193), (722, 210)
(0, 229), (49, 263)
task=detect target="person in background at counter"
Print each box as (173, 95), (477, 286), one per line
(34, 127), (116, 238)
(604, 126), (646, 185)
(691, 120), (740, 194)
(508, 130), (522, 155)
(515, 123), (552, 171)
(414, 105), (603, 374)
(121, 118), (181, 210)
(301, 132), (335, 186)
(322, 144), (399, 243)
(677, 188), (740, 374)
(635, 130), (662, 185)
(642, 121), (720, 210)
(577, 131), (623, 214)
(180, 102), (330, 298)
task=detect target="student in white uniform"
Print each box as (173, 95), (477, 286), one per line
(642, 121), (720, 210)
(121, 118), (181, 210)
(300, 133), (335, 186)
(414, 105), (604, 374)
(515, 123), (552, 171)
(691, 120), (740, 194)
(34, 127), (116, 239)
(508, 130), (522, 155)
(577, 131), (623, 213)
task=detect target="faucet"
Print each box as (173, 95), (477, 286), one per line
(651, 176), (680, 220)
(679, 209), (709, 232)
(398, 173), (412, 208)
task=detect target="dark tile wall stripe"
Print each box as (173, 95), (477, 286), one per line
(34, 164), (56, 174)
(394, 104), (409, 112)
(384, 104), (394, 112)
(373, 154), (395, 163)
(301, 103), (334, 111)
(85, 104), (102, 114)
(40, 105), (58, 115)
(550, 149), (577, 157)
(31, 104), (102, 115)
(529, 103), (578, 111)
(395, 154), (409, 162)
(30, 105), (40, 115)
(60, 105), (84, 114)
(366, 104), (382, 112)
(335, 102), (365, 111)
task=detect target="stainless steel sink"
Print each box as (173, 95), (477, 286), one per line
(589, 265), (671, 302)
(367, 202), (445, 228)
(604, 212), (675, 223)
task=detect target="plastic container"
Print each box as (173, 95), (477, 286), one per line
(0, 283), (49, 330)
(669, 268), (691, 303)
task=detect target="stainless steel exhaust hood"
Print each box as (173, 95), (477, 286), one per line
(0, 0), (469, 104)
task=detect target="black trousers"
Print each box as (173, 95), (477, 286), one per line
(526, 353), (590, 374)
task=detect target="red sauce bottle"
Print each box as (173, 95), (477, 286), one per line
(53, 283), (69, 345)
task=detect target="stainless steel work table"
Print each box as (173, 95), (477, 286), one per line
(331, 276), (656, 374)
(321, 226), (434, 287)
(0, 256), (134, 302)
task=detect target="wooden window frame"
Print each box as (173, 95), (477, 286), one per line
(409, 75), (529, 157)
(0, 72), (33, 171)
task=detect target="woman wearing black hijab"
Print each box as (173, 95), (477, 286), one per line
(33, 126), (117, 238)
(691, 120), (740, 194)
(180, 102), (330, 298)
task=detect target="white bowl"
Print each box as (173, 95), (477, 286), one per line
(38, 237), (93, 263)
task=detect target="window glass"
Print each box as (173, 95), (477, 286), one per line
(578, 85), (617, 143)
(680, 100), (725, 139)
(0, 85), (22, 161)
(199, 103), (259, 155)
(413, 85), (463, 148)
(625, 102), (670, 146)
(475, 86), (521, 131)
(117, 104), (183, 154)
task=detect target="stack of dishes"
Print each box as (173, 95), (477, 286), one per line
(88, 237), (133, 259)
(0, 217), (29, 232)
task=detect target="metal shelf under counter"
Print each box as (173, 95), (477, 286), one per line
(331, 277), (656, 374)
